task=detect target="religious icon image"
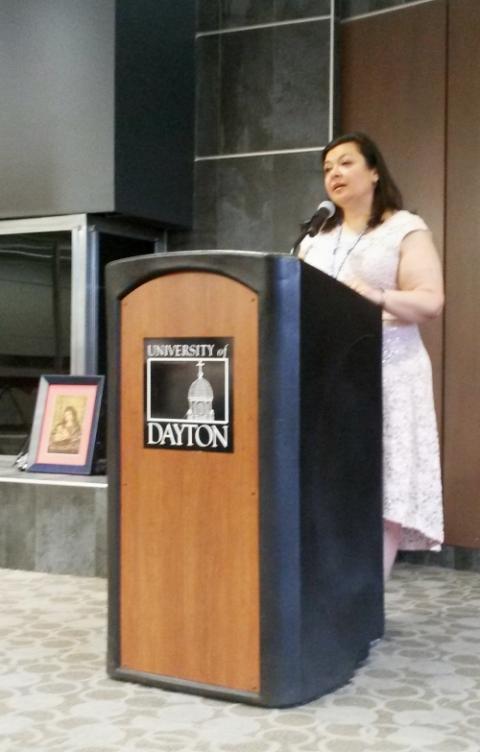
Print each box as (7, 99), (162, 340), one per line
(47, 399), (85, 454)
(25, 375), (104, 474)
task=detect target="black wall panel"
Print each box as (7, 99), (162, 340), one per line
(115, 0), (194, 227)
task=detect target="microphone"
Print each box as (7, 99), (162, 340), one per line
(301, 200), (336, 237)
(290, 200), (336, 256)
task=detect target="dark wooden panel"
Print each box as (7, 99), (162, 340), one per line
(443, 0), (480, 547)
(341, 1), (447, 421)
(119, 272), (260, 690)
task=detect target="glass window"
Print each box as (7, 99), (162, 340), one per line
(0, 232), (71, 453)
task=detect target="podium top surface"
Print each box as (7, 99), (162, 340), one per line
(110, 249), (294, 265)
(106, 249), (303, 296)
(105, 249), (382, 326)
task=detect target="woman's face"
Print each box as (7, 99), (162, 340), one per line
(323, 141), (378, 210)
(64, 408), (75, 426)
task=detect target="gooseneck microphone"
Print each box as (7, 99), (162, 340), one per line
(302, 200), (336, 236)
(291, 200), (336, 256)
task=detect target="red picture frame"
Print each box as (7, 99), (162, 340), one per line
(26, 375), (104, 475)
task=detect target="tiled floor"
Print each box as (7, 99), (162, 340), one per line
(0, 564), (479, 751)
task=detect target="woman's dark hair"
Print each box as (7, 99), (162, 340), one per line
(320, 132), (403, 232)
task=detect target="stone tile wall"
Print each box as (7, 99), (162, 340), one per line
(169, 1), (338, 253)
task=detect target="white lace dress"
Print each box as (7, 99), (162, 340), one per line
(300, 210), (444, 550)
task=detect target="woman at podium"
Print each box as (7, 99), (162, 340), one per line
(298, 132), (444, 581)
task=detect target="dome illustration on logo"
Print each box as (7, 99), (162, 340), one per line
(186, 360), (215, 422)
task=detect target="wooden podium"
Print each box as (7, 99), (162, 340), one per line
(106, 251), (383, 708)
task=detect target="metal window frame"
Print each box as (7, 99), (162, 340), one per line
(0, 214), (90, 374)
(0, 214), (162, 378)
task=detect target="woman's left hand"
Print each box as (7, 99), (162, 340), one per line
(344, 276), (383, 306)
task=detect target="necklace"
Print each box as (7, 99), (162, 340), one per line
(331, 224), (366, 279)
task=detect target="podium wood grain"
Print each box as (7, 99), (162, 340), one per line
(119, 271), (260, 692)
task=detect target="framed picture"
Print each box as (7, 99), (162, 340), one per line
(26, 375), (104, 475)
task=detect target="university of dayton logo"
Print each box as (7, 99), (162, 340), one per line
(144, 337), (233, 452)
